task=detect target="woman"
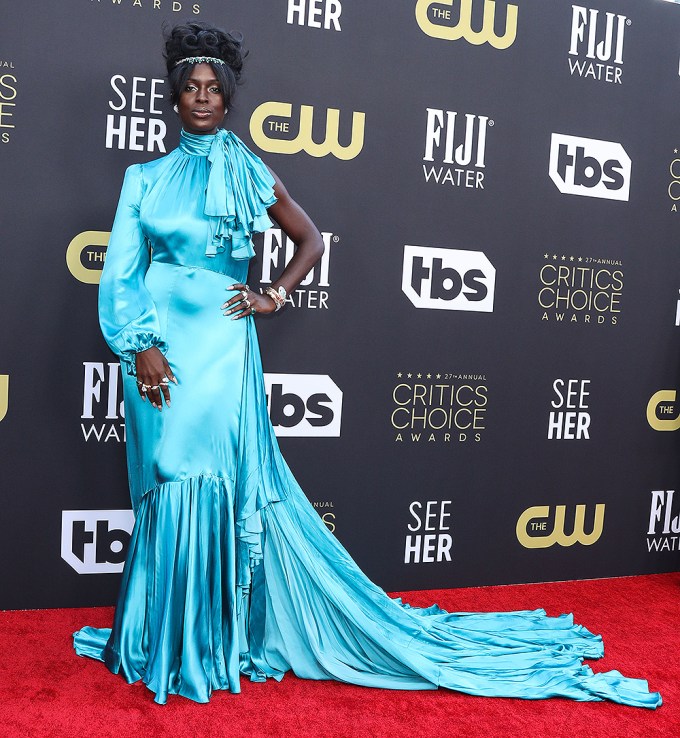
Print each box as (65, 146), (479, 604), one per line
(74, 22), (661, 709)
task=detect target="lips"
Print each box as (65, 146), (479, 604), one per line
(192, 109), (212, 118)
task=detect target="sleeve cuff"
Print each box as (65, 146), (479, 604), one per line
(120, 335), (168, 376)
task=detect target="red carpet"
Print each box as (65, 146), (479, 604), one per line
(0, 573), (677, 738)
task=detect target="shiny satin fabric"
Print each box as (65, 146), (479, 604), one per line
(73, 130), (661, 708)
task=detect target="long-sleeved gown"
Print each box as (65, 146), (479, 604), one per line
(72, 129), (661, 708)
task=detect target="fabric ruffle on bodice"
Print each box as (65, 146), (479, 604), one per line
(179, 129), (277, 259)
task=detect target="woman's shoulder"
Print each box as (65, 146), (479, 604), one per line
(136, 146), (180, 174)
(121, 146), (181, 189)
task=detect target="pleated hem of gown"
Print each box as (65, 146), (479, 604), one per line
(73, 471), (662, 709)
(73, 473), (285, 705)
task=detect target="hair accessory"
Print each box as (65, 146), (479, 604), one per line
(175, 56), (226, 67)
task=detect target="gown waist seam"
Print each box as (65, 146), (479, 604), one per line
(150, 259), (241, 280)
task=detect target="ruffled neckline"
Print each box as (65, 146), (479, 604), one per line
(176, 128), (277, 259)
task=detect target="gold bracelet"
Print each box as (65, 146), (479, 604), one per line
(261, 285), (287, 311)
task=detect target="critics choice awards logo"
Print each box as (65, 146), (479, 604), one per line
(538, 253), (623, 325)
(312, 501), (336, 532)
(549, 134), (631, 201)
(250, 101), (364, 160)
(390, 372), (487, 443)
(286, 0), (342, 30)
(647, 490), (680, 552)
(423, 108), (492, 190)
(88, 1), (202, 15)
(567, 5), (629, 84)
(61, 510), (134, 574)
(106, 74), (168, 153)
(404, 500), (453, 564)
(516, 504), (605, 548)
(0, 60), (16, 145)
(548, 379), (591, 440)
(415, 0), (518, 50)
(253, 227), (338, 309)
(402, 246), (495, 312)
(667, 149), (680, 213)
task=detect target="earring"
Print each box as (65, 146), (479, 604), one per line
(173, 104), (179, 114)
(224, 107), (229, 116)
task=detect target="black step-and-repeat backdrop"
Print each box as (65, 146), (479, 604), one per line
(2, 0), (680, 610)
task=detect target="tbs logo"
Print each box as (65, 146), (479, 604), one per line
(549, 133), (631, 201)
(264, 373), (343, 437)
(402, 245), (495, 312)
(61, 510), (134, 574)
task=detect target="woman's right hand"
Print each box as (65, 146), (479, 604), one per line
(135, 346), (177, 410)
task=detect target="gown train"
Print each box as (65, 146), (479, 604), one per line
(72, 128), (661, 709)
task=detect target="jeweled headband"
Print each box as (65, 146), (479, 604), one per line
(174, 56), (226, 67)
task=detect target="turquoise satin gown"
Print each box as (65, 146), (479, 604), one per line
(72, 129), (661, 708)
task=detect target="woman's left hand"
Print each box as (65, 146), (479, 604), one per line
(221, 283), (276, 319)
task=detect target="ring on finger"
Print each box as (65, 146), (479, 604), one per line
(243, 298), (251, 308)
(251, 306), (256, 315)
(240, 289), (248, 299)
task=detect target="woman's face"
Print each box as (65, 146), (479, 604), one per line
(177, 63), (226, 135)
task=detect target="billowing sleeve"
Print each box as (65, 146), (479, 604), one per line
(98, 164), (167, 375)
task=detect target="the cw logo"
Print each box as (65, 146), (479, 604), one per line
(249, 102), (365, 160)
(647, 390), (680, 431)
(415, 0), (518, 50)
(66, 231), (109, 284)
(0, 375), (8, 422)
(516, 504), (605, 548)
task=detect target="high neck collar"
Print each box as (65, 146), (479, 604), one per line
(179, 128), (222, 156)
(173, 127), (277, 260)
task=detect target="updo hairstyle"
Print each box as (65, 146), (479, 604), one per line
(164, 22), (246, 109)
